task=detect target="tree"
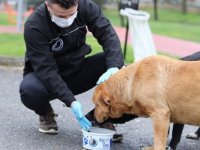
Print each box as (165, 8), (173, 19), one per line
(181, 0), (187, 14)
(27, 0), (44, 9)
(93, 0), (104, 8)
(153, 0), (158, 20)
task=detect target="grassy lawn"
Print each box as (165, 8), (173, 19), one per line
(150, 21), (200, 42)
(0, 12), (16, 25)
(1, 7), (200, 43)
(0, 34), (99, 56)
(0, 33), (135, 63)
(86, 35), (135, 62)
(0, 33), (25, 57)
(103, 7), (200, 43)
(0, 7), (199, 62)
(0, 13), (9, 25)
(147, 8), (200, 42)
(145, 8), (200, 25)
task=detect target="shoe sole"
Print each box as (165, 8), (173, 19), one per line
(186, 133), (199, 140)
(112, 137), (123, 143)
(38, 128), (59, 134)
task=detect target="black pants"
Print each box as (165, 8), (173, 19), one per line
(19, 53), (107, 116)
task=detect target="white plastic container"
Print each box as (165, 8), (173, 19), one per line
(82, 127), (115, 150)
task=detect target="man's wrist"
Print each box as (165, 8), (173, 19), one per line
(107, 67), (119, 70)
(70, 100), (77, 108)
(107, 67), (119, 72)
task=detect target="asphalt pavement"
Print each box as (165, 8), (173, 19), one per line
(1, 66), (200, 150)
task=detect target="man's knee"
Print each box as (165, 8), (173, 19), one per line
(20, 79), (37, 100)
(20, 80), (38, 107)
(19, 73), (48, 108)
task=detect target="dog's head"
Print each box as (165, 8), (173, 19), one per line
(92, 83), (128, 123)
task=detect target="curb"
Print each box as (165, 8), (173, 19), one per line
(0, 56), (24, 67)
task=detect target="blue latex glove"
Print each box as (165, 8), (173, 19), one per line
(97, 67), (119, 84)
(71, 101), (92, 131)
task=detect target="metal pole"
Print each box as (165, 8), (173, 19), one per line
(123, 0), (139, 59)
(123, 19), (129, 59)
(154, 0), (158, 20)
(17, 0), (24, 32)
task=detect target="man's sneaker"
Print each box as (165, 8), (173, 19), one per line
(186, 133), (200, 140)
(92, 122), (123, 143)
(166, 146), (174, 150)
(39, 112), (58, 134)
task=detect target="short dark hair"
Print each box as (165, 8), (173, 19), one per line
(47, 0), (78, 9)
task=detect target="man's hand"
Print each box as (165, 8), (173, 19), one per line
(71, 101), (92, 131)
(97, 67), (119, 84)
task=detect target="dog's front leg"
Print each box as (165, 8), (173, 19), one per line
(151, 108), (170, 150)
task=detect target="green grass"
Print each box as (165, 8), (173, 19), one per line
(0, 34), (102, 57)
(150, 21), (200, 42)
(0, 13), (9, 25)
(147, 8), (200, 42)
(103, 9), (121, 26)
(103, 7), (200, 42)
(146, 8), (200, 25)
(86, 36), (102, 55)
(0, 34), (129, 61)
(0, 33), (25, 56)
(0, 33), (135, 63)
(1, 7), (200, 62)
(86, 35), (134, 62)
(0, 12), (16, 25)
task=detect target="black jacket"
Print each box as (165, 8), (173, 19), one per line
(23, 0), (124, 107)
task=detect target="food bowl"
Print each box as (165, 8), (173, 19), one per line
(82, 127), (115, 150)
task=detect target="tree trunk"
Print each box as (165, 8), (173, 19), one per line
(154, 0), (158, 21)
(181, 0), (187, 14)
(165, 0), (171, 4)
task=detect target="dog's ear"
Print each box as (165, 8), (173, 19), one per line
(102, 94), (110, 105)
(93, 84), (110, 112)
(97, 93), (110, 113)
(98, 84), (110, 106)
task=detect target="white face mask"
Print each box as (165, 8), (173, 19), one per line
(51, 11), (78, 28)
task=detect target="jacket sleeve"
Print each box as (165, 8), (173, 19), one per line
(24, 23), (76, 107)
(83, 0), (124, 69)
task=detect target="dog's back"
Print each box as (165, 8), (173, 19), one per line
(105, 55), (200, 125)
(94, 55), (200, 150)
(163, 58), (200, 125)
(129, 56), (200, 125)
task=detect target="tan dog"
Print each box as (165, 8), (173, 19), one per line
(92, 55), (200, 150)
